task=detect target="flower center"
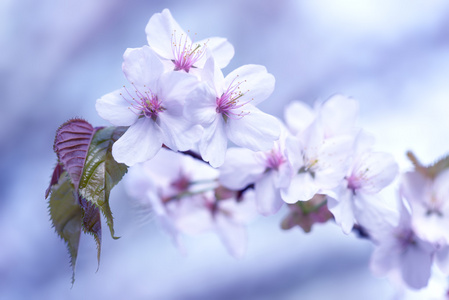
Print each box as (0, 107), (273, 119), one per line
(171, 30), (206, 72)
(216, 76), (250, 121)
(265, 148), (285, 171)
(121, 84), (165, 121)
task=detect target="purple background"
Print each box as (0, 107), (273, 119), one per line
(1, 1), (449, 299)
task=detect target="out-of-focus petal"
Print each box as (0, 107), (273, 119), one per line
(255, 172), (284, 216)
(219, 147), (264, 190)
(281, 172), (319, 203)
(284, 101), (315, 136)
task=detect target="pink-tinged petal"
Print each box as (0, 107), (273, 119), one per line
(327, 189), (355, 234)
(158, 112), (202, 151)
(196, 37), (234, 69)
(272, 158), (293, 189)
(96, 89), (139, 126)
(158, 71), (200, 110)
(318, 94), (359, 137)
(356, 152), (399, 194)
(224, 64), (275, 106)
(281, 172), (319, 203)
(184, 82), (217, 125)
(400, 171), (431, 209)
(112, 118), (163, 166)
(284, 101), (315, 136)
(219, 147), (265, 190)
(399, 241), (434, 289)
(215, 213), (247, 258)
(145, 9), (186, 60)
(284, 135), (304, 171)
(226, 105), (280, 152)
(122, 46), (164, 88)
(199, 116), (228, 168)
(255, 172), (284, 216)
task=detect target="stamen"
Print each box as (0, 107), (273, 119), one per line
(120, 83), (165, 121)
(216, 76), (252, 120)
(171, 30), (207, 72)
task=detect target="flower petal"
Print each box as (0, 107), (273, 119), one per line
(226, 105), (280, 152)
(196, 37), (234, 69)
(145, 9), (187, 60)
(284, 101), (315, 136)
(112, 118), (163, 166)
(122, 46), (164, 89)
(255, 172), (284, 216)
(199, 116), (228, 168)
(219, 147), (265, 190)
(327, 189), (355, 234)
(281, 172), (319, 203)
(158, 71), (200, 110)
(96, 89), (139, 126)
(224, 64), (275, 106)
(184, 82), (217, 126)
(356, 152), (399, 194)
(318, 94), (359, 137)
(158, 112), (202, 151)
(215, 213), (247, 258)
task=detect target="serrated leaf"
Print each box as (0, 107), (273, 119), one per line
(53, 119), (94, 191)
(48, 171), (83, 285)
(80, 197), (102, 270)
(45, 163), (64, 199)
(79, 126), (128, 239)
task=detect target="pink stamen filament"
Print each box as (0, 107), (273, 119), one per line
(265, 148), (286, 170)
(120, 83), (165, 120)
(171, 30), (207, 72)
(216, 76), (251, 120)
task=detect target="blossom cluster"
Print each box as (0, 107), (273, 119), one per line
(94, 8), (449, 295)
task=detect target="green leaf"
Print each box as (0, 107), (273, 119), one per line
(79, 126), (128, 239)
(80, 197), (102, 270)
(48, 171), (83, 285)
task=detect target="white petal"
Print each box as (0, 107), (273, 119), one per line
(122, 46), (164, 88)
(224, 64), (275, 106)
(112, 118), (163, 166)
(215, 213), (247, 258)
(196, 37), (234, 69)
(219, 147), (265, 190)
(319, 94), (359, 137)
(158, 112), (202, 151)
(184, 82), (217, 126)
(399, 241), (433, 289)
(281, 172), (319, 203)
(356, 152), (399, 194)
(255, 172), (284, 216)
(226, 105), (280, 152)
(96, 89), (139, 126)
(284, 101), (315, 135)
(199, 116), (228, 168)
(327, 189), (355, 234)
(158, 71), (200, 110)
(145, 9), (187, 60)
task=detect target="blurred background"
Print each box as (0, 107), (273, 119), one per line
(1, 0), (449, 299)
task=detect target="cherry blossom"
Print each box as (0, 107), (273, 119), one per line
(368, 199), (436, 290)
(96, 46), (202, 166)
(145, 9), (234, 75)
(184, 57), (281, 167)
(219, 129), (292, 216)
(327, 132), (399, 234)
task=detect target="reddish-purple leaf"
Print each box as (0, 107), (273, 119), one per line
(45, 163), (65, 199)
(53, 119), (95, 191)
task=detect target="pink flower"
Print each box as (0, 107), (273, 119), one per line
(96, 46), (202, 166)
(145, 9), (234, 75)
(185, 57), (280, 167)
(219, 129), (292, 216)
